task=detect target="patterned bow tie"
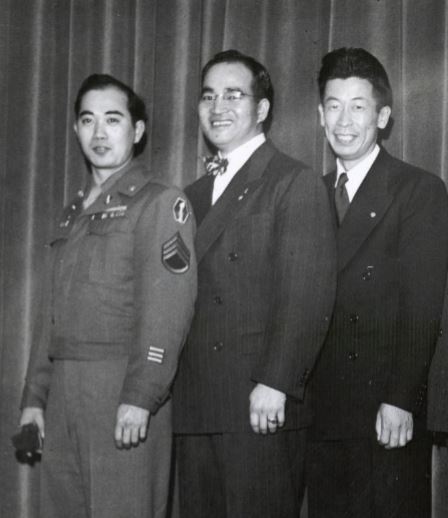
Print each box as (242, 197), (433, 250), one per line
(203, 154), (229, 176)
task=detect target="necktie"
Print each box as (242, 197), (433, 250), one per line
(204, 154), (228, 176)
(335, 172), (350, 224)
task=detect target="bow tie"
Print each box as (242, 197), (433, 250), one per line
(203, 154), (229, 176)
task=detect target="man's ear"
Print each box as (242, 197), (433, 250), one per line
(377, 105), (391, 129)
(256, 99), (270, 124)
(318, 104), (325, 128)
(134, 120), (146, 143)
(73, 122), (79, 137)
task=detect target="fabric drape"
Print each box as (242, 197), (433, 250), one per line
(1, 1), (448, 516)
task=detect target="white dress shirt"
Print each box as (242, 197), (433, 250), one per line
(212, 133), (266, 205)
(335, 144), (380, 202)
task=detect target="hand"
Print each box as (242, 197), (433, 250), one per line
(375, 403), (413, 449)
(114, 404), (150, 449)
(19, 407), (45, 454)
(249, 383), (286, 434)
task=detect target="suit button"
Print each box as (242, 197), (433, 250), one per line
(213, 341), (224, 351)
(439, 328), (443, 337)
(348, 352), (359, 361)
(349, 314), (359, 323)
(213, 296), (223, 305)
(228, 252), (239, 262)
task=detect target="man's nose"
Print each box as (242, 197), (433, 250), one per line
(337, 106), (352, 126)
(94, 121), (107, 138)
(211, 95), (228, 112)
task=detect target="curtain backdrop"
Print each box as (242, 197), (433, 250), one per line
(1, 1), (448, 516)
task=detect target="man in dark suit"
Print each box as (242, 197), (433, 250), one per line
(307, 47), (448, 517)
(172, 49), (336, 518)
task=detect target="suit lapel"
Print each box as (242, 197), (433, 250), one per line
(336, 149), (394, 271)
(324, 172), (338, 228)
(195, 141), (276, 264)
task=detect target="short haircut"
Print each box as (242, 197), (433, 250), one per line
(201, 49), (274, 129)
(74, 74), (148, 155)
(318, 47), (393, 109)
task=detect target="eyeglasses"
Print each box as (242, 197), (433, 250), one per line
(200, 90), (255, 105)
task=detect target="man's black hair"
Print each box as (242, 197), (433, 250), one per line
(318, 47), (393, 109)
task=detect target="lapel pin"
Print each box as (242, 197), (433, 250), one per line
(370, 212), (376, 218)
(238, 187), (249, 201)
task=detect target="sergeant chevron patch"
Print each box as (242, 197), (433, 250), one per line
(162, 232), (190, 273)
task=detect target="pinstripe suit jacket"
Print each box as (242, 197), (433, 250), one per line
(173, 140), (336, 434)
(310, 148), (448, 440)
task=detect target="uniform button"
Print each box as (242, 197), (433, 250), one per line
(439, 328), (443, 337)
(213, 296), (223, 305)
(349, 314), (359, 323)
(348, 352), (359, 361)
(228, 252), (239, 261)
(213, 341), (224, 351)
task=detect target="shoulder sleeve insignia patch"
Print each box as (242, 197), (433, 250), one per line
(173, 197), (190, 224)
(162, 232), (191, 273)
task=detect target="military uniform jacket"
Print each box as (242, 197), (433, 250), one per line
(21, 160), (197, 414)
(310, 148), (448, 440)
(173, 140), (336, 434)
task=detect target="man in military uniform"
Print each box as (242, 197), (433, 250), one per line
(173, 50), (336, 518)
(19, 74), (196, 518)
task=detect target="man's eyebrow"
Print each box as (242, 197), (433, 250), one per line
(78, 110), (125, 116)
(105, 110), (125, 116)
(201, 86), (243, 93)
(324, 96), (367, 102)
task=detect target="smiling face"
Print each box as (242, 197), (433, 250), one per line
(74, 87), (145, 179)
(198, 62), (269, 155)
(319, 77), (391, 170)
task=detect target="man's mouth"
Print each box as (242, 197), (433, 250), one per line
(334, 133), (357, 144)
(92, 146), (110, 155)
(210, 120), (232, 128)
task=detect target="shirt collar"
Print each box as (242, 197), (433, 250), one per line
(335, 144), (380, 202)
(222, 133), (266, 174)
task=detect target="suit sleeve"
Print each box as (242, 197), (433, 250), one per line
(119, 188), (197, 413)
(251, 167), (337, 400)
(386, 175), (448, 414)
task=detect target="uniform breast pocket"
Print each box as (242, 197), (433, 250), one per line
(85, 218), (133, 283)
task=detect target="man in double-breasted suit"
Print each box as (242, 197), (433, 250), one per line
(307, 47), (448, 518)
(172, 49), (336, 518)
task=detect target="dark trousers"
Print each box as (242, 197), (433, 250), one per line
(306, 437), (431, 518)
(175, 429), (307, 518)
(40, 359), (172, 518)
